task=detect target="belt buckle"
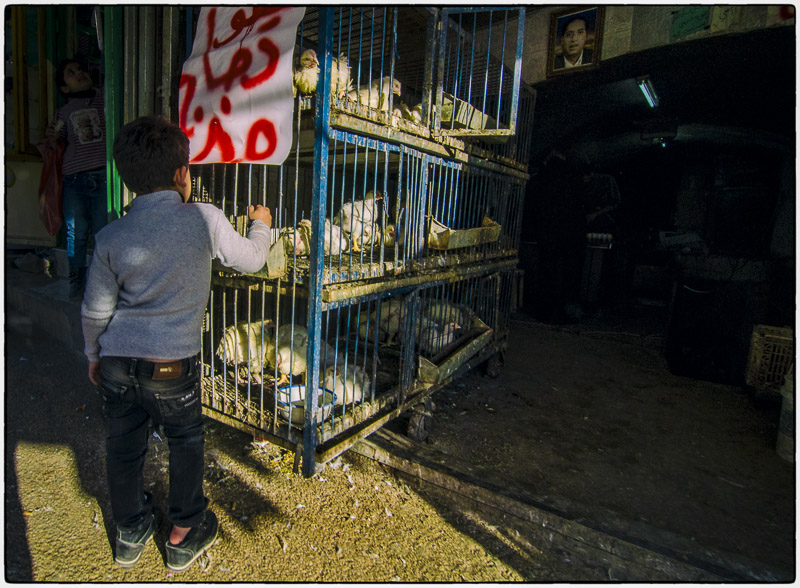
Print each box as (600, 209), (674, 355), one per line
(152, 360), (183, 380)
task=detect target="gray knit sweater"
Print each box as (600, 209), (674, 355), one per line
(81, 190), (272, 363)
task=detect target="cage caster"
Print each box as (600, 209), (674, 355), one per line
(407, 397), (433, 442)
(484, 348), (506, 378)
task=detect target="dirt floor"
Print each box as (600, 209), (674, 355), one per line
(1, 322), (596, 582)
(4, 294), (795, 581)
(418, 316), (795, 576)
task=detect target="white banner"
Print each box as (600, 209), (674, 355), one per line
(179, 7), (305, 165)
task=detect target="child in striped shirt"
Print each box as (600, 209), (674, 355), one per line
(45, 57), (108, 299)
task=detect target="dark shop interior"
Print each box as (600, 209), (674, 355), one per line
(521, 21), (794, 387)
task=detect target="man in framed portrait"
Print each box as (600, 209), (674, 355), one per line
(554, 16), (593, 69)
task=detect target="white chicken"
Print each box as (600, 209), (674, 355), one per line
(411, 103), (423, 125)
(358, 296), (404, 345)
(215, 319), (274, 384)
(299, 219), (350, 256)
(266, 323), (344, 387)
(423, 300), (469, 329)
(283, 219), (350, 257)
(418, 321), (461, 355)
(330, 52), (353, 99)
(401, 302), (465, 355)
(376, 223), (398, 248)
(281, 224), (308, 257)
(293, 48), (319, 97)
(348, 77), (401, 111)
(395, 101), (414, 122)
(323, 220), (350, 255)
(266, 324), (309, 385)
(323, 363), (371, 406)
(334, 190), (380, 226)
(333, 191), (382, 252)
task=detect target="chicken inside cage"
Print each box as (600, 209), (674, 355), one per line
(204, 284), (387, 427)
(405, 295), (473, 358)
(291, 6), (527, 141)
(435, 8), (525, 136)
(280, 190), (395, 258)
(192, 149), (523, 288)
(358, 295), (404, 346)
(215, 319), (275, 385)
(184, 6), (528, 476)
(271, 149), (413, 282)
(292, 7), (431, 130)
(275, 384), (336, 427)
(202, 260), (513, 450)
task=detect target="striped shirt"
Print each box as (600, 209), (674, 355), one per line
(55, 88), (107, 175)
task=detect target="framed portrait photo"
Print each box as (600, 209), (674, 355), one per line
(547, 6), (604, 77)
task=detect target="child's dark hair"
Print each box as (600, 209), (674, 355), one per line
(112, 115), (190, 195)
(55, 58), (85, 95)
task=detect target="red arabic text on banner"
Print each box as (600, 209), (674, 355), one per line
(179, 7), (305, 165)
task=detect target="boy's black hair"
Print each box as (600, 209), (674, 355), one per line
(112, 115), (190, 195)
(55, 58), (85, 96)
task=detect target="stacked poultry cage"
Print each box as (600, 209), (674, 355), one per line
(191, 7), (534, 477)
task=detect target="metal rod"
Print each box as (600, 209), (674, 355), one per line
(497, 12), (508, 126)
(508, 8), (525, 135)
(482, 11), (492, 127)
(303, 7), (334, 477)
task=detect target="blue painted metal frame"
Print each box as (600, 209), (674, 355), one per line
(328, 128), (399, 277)
(510, 7), (526, 134)
(303, 7), (334, 477)
(434, 7), (525, 136)
(298, 6), (526, 470)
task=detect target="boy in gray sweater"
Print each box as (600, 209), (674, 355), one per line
(82, 115), (273, 571)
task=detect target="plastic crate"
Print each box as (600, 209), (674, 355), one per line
(745, 325), (794, 394)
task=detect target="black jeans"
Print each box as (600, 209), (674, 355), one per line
(99, 355), (207, 532)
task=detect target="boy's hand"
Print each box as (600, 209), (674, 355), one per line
(45, 120), (63, 145)
(248, 204), (272, 228)
(88, 361), (100, 387)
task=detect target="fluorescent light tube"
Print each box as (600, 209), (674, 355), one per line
(636, 76), (659, 108)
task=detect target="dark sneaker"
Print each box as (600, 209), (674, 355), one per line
(115, 504), (161, 568)
(165, 510), (219, 572)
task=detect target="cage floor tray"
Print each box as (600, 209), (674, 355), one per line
(417, 316), (493, 384)
(441, 92), (503, 132)
(427, 215), (501, 250)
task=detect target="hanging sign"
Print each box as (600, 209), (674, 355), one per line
(179, 6), (305, 165)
